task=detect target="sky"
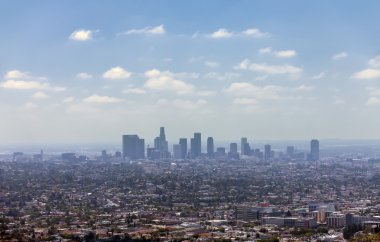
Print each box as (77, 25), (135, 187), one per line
(1, 0), (380, 144)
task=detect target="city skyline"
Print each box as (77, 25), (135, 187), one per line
(1, 1), (380, 143)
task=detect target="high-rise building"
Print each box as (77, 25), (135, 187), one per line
(173, 144), (182, 159)
(310, 139), (320, 161)
(286, 146), (295, 157)
(243, 143), (252, 156)
(122, 134), (145, 160)
(191, 132), (201, 158)
(230, 143), (238, 154)
(153, 127), (169, 158)
(228, 142), (239, 159)
(207, 137), (214, 157)
(179, 138), (187, 159)
(241, 137), (248, 155)
(264, 144), (272, 161)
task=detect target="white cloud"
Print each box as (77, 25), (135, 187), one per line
(69, 29), (94, 41)
(352, 68), (380, 79)
(63, 97), (75, 103)
(274, 50), (297, 58)
(367, 97), (380, 105)
(157, 98), (207, 109)
(295, 85), (314, 91)
(369, 55), (380, 68)
(76, 72), (93, 79)
(144, 69), (194, 94)
(123, 25), (166, 35)
(204, 72), (240, 81)
(0, 80), (49, 90)
(223, 82), (282, 100)
(259, 47), (272, 54)
(32, 91), (49, 99)
(123, 88), (146, 94)
(83, 95), (122, 104)
(4, 70), (30, 79)
(367, 87), (380, 96)
(234, 59), (251, 70)
(242, 28), (268, 38)
(233, 98), (259, 105)
(103, 66), (132, 80)
(204, 61), (220, 68)
(209, 28), (233, 38)
(224, 82), (313, 101)
(234, 59), (302, 75)
(188, 56), (205, 63)
(312, 71), (327, 80)
(332, 52), (348, 60)
(250, 63), (302, 75)
(258, 48), (297, 58)
(23, 102), (38, 109)
(197, 90), (217, 97)
(191, 31), (199, 39)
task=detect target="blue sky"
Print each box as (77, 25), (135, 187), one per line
(1, 0), (380, 143)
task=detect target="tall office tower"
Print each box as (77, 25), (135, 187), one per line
(192, 132), (202, 158)
(230, 143), (238, 153)
(154, 127), (168, 153)
(207, 137), (214, 158)
(173, 144), (182, 159)
(179, 138), (187, 159)
(264, 144), (271, 161)
(243, 143), (252, 156)
(310, 139), (320, 161)
(286, 146), (295, 157)
(241, 137), (248, 155)
(122, 134), (145, 160)
(229, 142), (239, 159)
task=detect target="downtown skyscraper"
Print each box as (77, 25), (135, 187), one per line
(122, 135), (145, 160)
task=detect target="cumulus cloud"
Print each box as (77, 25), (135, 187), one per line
(4, 70), (31, 79)
(197, 90), (217, 97)
(234, 59), (302, 75)
(204, 72), (240, 81)
(103, 66), (132, 80)
(209, 28), (233, 38)
(76, 72), (93, 79)
(144, 69), (194, 94)
(368, 55), (380, 68)
(352, 69), (380, 79)
(32, 91), (49, 99)
(295, 85), (314, 91)
(367, 97), (380, 105)
(274, 50), (297, 58)
(332, 52), (348, 60)
(69, 29), (94, 41)
(312, 71), (327, 80)
(223, 82), (282, 100)
(224, 82), (313, 102)
(122, 88), (146, 94)
(233, 98), (259, 105)
(63, 97), (75, 103)
(1, 80), (50, 90)
(242, 28), (268, 38)
(352, 55), (380, 79)
(122, 25), (166, 35)
(259, 47), (272, 54)
(204, 61), (220, 68)
(157, 98), (207, 109)
(83, 95), (122, 104)
(258, 48), (297, 58)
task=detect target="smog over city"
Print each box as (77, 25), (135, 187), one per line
(1, 1), (380, 241)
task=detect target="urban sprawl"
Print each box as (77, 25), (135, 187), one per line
(1, 127), (380, 241)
